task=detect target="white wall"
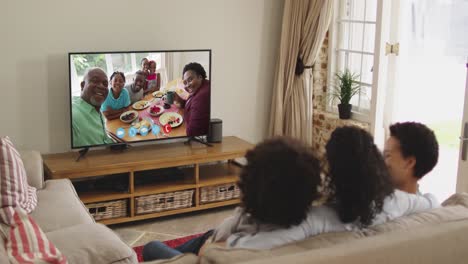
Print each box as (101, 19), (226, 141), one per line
(0, 0), (284, 153)
(171, 51), (211, 82)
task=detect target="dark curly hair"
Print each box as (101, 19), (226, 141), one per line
(389, 122), (439, 179)
(238, 137), (321, 227)
(182, 62), (207, 79)
(109, 71), (126, 83)
(326, 126), (394, 227)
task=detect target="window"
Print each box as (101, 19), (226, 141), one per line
(70, 52), (165, 97)
(328, 0), (378, 121)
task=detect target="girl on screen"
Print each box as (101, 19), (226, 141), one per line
(100, 71), (131, 120)
(145, 60), (160, 94)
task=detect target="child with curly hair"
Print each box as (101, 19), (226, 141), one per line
(229, 126), (439, 249)
(142, 137), (322, 260)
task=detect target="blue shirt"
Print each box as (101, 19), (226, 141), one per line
(100, 88), (131, 112)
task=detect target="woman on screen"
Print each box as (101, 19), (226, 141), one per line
(177, 62), (210, 137)
(100, 71), (131, 120)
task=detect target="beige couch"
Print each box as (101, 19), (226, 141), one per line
(0, 151), (138, 264)
(151, 194), (468, 264)
(4, 151), (468, 264)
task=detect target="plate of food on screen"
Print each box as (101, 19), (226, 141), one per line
(159, 112), (183, 128)
(131, 117), (153, 134)
(152, 90), (165, 98)
(132, 100), (150, 110)
(120, 110), (138, 124)
(148, 105), (165, 117)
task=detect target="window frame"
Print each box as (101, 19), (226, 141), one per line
(70, 52), (166, 97)
(327, 0), (379, 123)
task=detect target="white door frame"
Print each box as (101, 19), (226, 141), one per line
(456, 62), (468, 193)
(369, 0), (392, 148)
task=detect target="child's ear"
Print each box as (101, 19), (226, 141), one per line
(80, 81), (85, 91)
(406, 156), (416, 171)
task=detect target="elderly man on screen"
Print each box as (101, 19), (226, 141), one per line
(72, 68), (114, 148)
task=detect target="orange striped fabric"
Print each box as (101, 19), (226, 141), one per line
(0, 208), (67, 264)
(0, 137), (37, 223)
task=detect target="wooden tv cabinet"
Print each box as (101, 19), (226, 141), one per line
(42, 136), (253, 225)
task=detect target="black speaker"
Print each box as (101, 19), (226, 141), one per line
(208, 118), (222, 143)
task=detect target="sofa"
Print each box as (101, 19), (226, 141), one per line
(150, 193), (468, 264)
(3, 150), (468, 264)
(0, 150), (138, 264)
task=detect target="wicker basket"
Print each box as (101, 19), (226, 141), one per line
(135, 190), (194, 215)
(86, 199), (128, 220)
(200, 183), (240, 204)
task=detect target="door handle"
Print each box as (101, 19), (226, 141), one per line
(461, 122), (468, 161)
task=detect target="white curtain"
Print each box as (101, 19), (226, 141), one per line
(269, 0), (333, 144)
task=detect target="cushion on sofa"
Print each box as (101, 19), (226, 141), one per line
(0, 137), (37, 216)
(19, 150), (44, 190)
(200, 231), (364, 264)
(240, 219), (468, 264)
(46, 223), (136, 264)
(442, 192), (468, 207)
(0, 208), (67, 264)
(30, 179), (94, 233)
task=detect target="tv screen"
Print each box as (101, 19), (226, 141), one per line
(69, 50), (211, 149)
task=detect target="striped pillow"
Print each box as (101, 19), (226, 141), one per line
(0, 207), (67, 264)
(0, 137), (37, 218)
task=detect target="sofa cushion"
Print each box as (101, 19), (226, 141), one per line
(0, 207), (67, 264)
(19, 150), (44, 190)
(442, 192), (468, 207)
(240, 219), (468, 264)
(46, 223), (137, 264)
(200, 231), (364, 264)
(0, 137), (37, 215)
(30, 179), (94, 233)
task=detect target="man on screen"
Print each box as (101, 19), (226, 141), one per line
(72, 67), (114, 148)
(124, 70), (146, 104)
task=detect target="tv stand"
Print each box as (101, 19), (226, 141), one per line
(43, 136), (252, 225)
(185, 136), (213, 147)
(110, 143), (129, 151)
(75, 147), (89, 162)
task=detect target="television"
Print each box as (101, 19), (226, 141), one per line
(69, 50), (211, 149)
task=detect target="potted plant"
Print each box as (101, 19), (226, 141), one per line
(330, 69), (361, 119)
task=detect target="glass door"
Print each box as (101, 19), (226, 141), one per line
(384, 0), (468, 201)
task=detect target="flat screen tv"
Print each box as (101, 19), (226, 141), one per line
(69, 50), (211, 149)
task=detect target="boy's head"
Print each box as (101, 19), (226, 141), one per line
(238, 137), (321, 227)
(133, 70), (146, 91)
(384, 122), (439, 192)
